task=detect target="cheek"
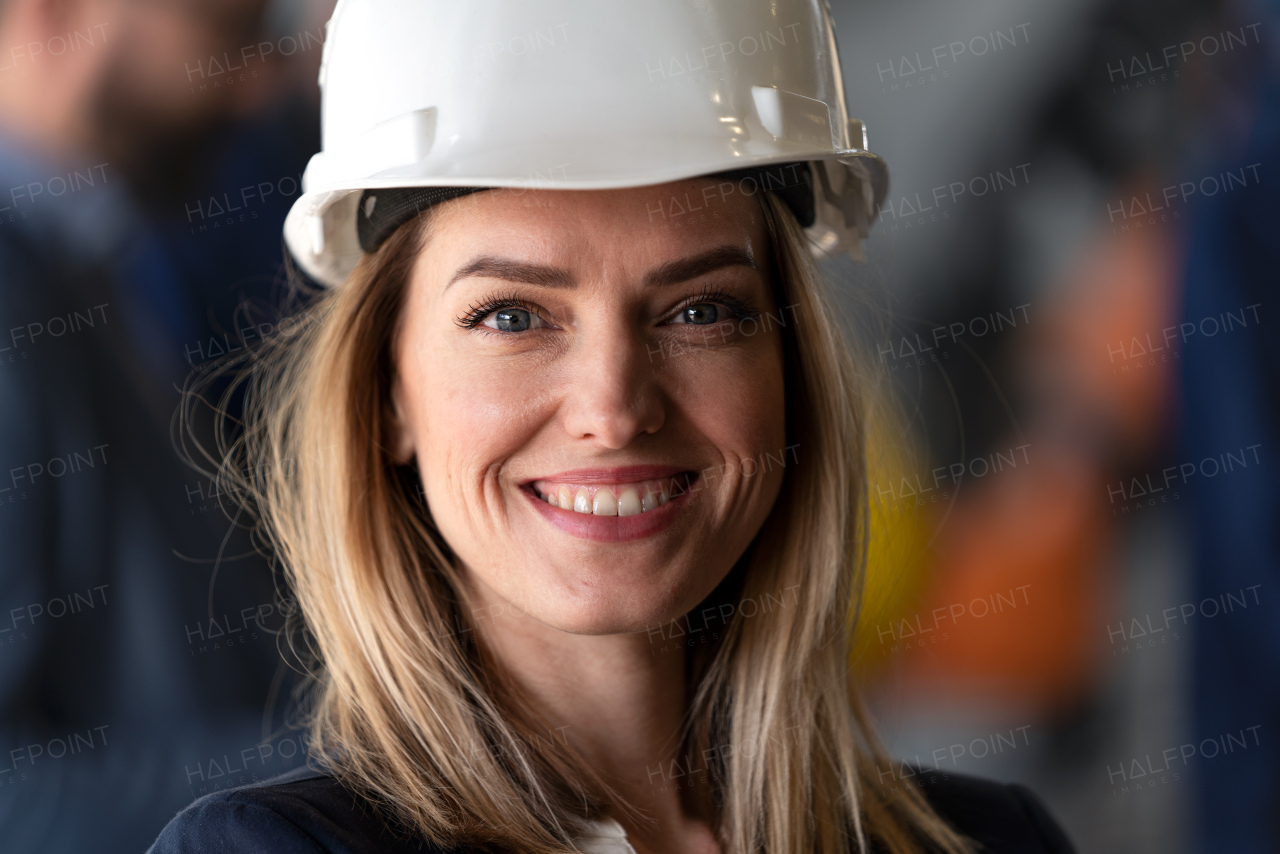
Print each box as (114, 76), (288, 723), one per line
(404, 341), (550, 523)
(669, 332), (787, 452)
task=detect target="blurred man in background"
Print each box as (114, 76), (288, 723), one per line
(0, 0), (329, 849)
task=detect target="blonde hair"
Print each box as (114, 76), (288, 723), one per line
(187, 190), (976, 854)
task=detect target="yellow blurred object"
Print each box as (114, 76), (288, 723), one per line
(849, 408), (937, 673)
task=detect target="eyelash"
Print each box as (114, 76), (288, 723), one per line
(453, 285), (762, 333)
(454, 290), (541, 330)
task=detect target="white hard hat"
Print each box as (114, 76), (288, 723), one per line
(283, 0), (890, 288)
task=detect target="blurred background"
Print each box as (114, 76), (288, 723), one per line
(0, 0), (1274, 851)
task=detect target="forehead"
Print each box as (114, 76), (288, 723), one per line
(417, 178), (770, 274)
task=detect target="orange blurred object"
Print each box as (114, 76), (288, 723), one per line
(893, 452), (1109, 717)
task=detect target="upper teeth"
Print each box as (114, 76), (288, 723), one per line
(530, 476), (689, 517)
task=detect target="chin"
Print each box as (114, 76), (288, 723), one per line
(519, 565), (711, 637)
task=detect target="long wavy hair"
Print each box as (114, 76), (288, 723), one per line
(184, 189), (975, 854)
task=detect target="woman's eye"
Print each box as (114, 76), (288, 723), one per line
(482, 307), (543, 332)
(672, 303), (725, 325)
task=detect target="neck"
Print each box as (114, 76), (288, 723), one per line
(467, 578), (709, 848)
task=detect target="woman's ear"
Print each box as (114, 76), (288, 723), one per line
(387, 375), (417, 465)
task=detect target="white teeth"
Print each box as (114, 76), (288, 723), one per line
(534, 475), (688, 517)
(618, 487), (642, 516)
(593, 487), (618, 516)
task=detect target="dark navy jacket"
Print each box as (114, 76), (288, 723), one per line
(147, 763), (1077, 853)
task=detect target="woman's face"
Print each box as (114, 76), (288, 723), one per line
(390, 180), (788, 636)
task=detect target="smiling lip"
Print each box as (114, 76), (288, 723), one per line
(521, 468), (699, 543)
(521, 465), (692, 485)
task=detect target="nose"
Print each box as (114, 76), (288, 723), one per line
(560, 318), (665, 448)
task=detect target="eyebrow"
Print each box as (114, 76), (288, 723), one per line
(444, 244), (758, 291)
(644, 244), (758, 288)
(445, 256), (573, 290)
